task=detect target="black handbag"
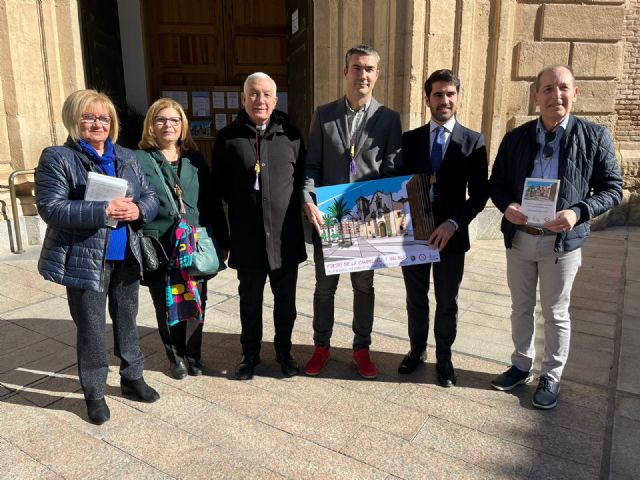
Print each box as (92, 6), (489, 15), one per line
(140, 235), (168, 273)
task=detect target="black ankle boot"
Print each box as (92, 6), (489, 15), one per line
(85, 398), (110, 425)
(121, 377), (160, 403)
(276, 351), (299, 377)
(186, 357), (203, 376)
(170, 358), (188, 380)
(233, 355), (261, 380)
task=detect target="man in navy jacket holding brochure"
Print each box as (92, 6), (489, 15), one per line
(489, 65), (622, 409)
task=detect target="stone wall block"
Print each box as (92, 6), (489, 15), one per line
(515, 41), (570, 78)
(574, 81), (618, 113)
(572, 43), (624, 78)
(541, 5), (624, 41)
(581, 115), (619, 135)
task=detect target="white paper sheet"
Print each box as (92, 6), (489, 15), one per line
(85, 172), (128, 228)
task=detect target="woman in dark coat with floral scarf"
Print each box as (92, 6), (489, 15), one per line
(136, 98), (228, 380)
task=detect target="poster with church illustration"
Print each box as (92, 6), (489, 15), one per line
(315, 175), (440, 275)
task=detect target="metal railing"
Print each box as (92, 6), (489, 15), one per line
(7, 168), (36, 254)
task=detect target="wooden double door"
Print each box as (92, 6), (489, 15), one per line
(142, 0), (290, 93)
(142, 0), (312, 159)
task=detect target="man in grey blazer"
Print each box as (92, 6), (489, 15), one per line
(302, 44), (402, 379)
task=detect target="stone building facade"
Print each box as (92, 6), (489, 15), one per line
(1, 0), (638, 251)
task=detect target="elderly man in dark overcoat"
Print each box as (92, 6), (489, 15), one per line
(212, 72), (306, 380)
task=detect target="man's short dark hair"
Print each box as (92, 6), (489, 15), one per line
(424, 69), (461, 96)
(534, 64), (575, 92)
(344, 44), (381, 69)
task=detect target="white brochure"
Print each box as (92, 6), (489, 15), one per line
(521, 177), (560, 226)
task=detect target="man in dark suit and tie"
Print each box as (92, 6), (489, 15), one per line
(302, 44), (402, 379)
(399, 69), (489, 387)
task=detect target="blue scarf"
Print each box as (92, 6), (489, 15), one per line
(79, 139), (128, 261)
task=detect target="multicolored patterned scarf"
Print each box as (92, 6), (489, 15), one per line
(166, 219), (202, 326)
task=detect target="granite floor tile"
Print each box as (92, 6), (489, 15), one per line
(323, 385), (426, 440)
(618, 353), (640, 395)
(183, 404), (386, 479)
(0, 401), (152, 479)
(151, 444), (258, 479)
(0, 322), (47, 356)
(183, 375), (281, 419)
(340, 424), (511, 480)
(0, 437), (62, 480)
(616, 394), (640, 422)
(248, 373), (340, 410)
(0, 337), (74, 375)
(528, 451), (599, 480)
(259, 397), (360, 450)
(563, 345), (612, 386)
(413, 416), (535, 478)
(386, 381), (493, 430)
(570, 307), (617, 326)
(479, 409), (603, 467)
(610, 416), (640, 478)
(16, 373), (82, 407)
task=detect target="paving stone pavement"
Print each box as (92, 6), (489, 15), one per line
(0, 227), (638, 479)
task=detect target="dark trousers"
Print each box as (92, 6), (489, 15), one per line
(66, 259), (144, 401)
(237, 265), (299, 357)
(148, 282), (207, 363)
(312, 233), (375, 350)
(401, 252), (465, 361)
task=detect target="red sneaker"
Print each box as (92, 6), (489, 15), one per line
(353, 349), (378, 379)
(304, 346), (330, 376)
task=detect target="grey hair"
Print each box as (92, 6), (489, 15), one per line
(243, 72), (277, 96)
(344, 44), (380, 69)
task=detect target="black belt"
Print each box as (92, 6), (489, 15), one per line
(516, 225), (555, 236)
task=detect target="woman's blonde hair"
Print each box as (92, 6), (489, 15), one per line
(138, 98), (197, 150)
(61, 89), (119, 143)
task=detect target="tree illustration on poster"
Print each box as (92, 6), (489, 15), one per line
(327, 198), (350, 246)
(321, 214), (337, 243)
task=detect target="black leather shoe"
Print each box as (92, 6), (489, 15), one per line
(170, 358), (188, 380)
(532, 376), (560, 409)
(186, 357), (203, 376)
(276, 352), (299, 377)
(121, 377), (160, 403)
(234, 355), (261, 380)
(436, 360), (457, 387)
(86, 398), (110, 425)
(398, 350), (427, 374)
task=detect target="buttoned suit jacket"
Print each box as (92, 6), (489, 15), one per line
(401, 121), (489, 254)
(303, 96), (402, 203)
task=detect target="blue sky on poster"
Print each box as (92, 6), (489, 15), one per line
(316, 175), (413, 216)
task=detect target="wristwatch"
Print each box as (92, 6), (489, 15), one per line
(446, 218), (459, 231)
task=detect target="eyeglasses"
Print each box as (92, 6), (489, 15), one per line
(154, 117), (182, 126)
(80, 114), (111, 125)
(542, 130), (556, 160)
